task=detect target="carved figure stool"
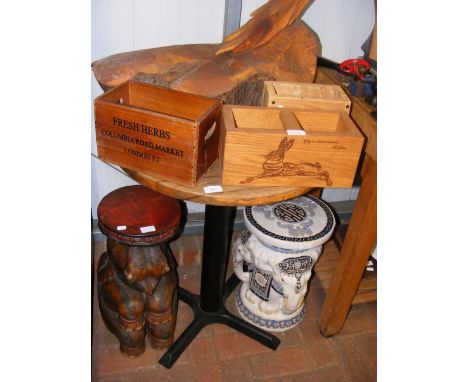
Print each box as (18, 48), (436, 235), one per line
(96, 185), (182, 357)
(233, 194), (336, 332)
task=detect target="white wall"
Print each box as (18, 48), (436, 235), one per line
(91, 0), (375, 215)
(240, 0), (375, 62)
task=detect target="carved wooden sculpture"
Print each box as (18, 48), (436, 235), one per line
(96, 186), (183, 357)
(97, 240), (179, 356)
(92, 0), (317, 105)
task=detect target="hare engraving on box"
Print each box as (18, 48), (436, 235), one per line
(241, 137), (333, 186)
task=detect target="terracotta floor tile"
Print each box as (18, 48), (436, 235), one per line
(173, 290), (217, 340)
(274, 327), (304, 350)
(224, 288), (239, 311)
(220, 357), (255, 382)
(276, 365), (347, 382)
(366, 301), (377, 324)
(92, 323), (120, 351)
(215, 331), (272, 361)
(94, 340), (192, 375)
(172, 235), (202, 267)
(297, 321), (338, 369)
(308, 273), (323, 289)
(353, 331), (377, 358)
(94, 364), (193, 382)
(249, 347), (312, 380)
(93, 346), (153, 375)
(211, 323), (239, 337)
(93, 309), (110, 337)
(331, 333), (377, 382)
(299, 303), (320, 326)
(178, 266), (202, 295)
(339, 304), (376, 336)
(190, 335), (223, 382)
(305, 286), (327, 318)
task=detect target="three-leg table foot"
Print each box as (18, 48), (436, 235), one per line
(159, 285), (280, 369)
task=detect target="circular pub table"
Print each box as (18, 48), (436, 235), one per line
(123, 162), (313, 369)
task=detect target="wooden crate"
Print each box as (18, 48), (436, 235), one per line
(94, 81), (222, 186)
(220, 105), (364, 187)
(262, 81), (351, 114)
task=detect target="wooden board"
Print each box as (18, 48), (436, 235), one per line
(94, 81), (222, 187)
(262, 81), (351, 114)
(220, 105), (364, 187)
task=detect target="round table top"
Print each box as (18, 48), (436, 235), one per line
(123, 162), (314, 207)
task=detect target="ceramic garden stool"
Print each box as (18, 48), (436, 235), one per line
(96, 185), (183, 357)
(233, 194), (336, 332)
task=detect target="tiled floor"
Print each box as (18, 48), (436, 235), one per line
(92, 233), (376, 381)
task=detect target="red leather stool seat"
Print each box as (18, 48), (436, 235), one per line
(97, 185), (182, 246)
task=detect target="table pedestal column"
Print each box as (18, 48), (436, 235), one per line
(159, 205), (280, 369)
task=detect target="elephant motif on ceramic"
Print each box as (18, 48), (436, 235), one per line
(233, 231), (320, 316)
(276, 255), (316, 315)
(97, 238), (178, 357)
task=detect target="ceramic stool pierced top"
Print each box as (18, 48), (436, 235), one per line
(97, 185), (182, 246)
(234, 194), (336, 332)
(244, 194), (335, 250)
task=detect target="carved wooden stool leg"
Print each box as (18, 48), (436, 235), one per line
(97, 252), (146, 357)
(146, 245), (179, 349)
(146, 270), (178, 349)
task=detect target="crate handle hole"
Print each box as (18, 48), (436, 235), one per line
(204, 122), (216, 142)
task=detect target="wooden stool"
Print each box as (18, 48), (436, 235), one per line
(233, 194), (336, 331)
(96, 185), (183, 357)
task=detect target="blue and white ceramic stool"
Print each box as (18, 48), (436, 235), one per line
(233, 194), (336, 332)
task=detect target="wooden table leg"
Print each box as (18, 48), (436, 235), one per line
(319, 156), (377, 337)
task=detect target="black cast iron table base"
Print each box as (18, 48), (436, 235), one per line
(159, 205), (280, 369)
